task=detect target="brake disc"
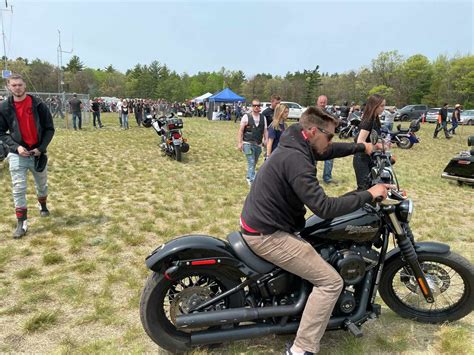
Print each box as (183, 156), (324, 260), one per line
(169, 286), (212, 332)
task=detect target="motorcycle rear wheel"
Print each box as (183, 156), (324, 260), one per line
(140, 270), (244, 352)
(174, 145), (182, 162)
(379, 251), (473, 323)
(396, 137), (413, 149)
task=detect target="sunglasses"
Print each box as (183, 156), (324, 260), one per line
(317, 126), (334, 141)
(252, 104), (262, 107)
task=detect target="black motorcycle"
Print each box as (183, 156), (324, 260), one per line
(381, 118), (422, 149)
(338, 112), (361, 139)
(140, 132), (473, 352)
(144, 113), (189, 162)
(441, 135), (474, 185)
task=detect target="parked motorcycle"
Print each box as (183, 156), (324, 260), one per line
(143, 113), (189, 162)
(140, 131), (473, 352)
(382, 118), (422, 149)
(338, 112), (361, 139)
(441, 135), (474, 185)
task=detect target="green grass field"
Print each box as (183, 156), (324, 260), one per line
(0, 113), (473, 354)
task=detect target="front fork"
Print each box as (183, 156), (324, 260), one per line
(386, 211), (435, 303)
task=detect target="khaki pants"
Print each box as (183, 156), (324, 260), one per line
(243, 231), (343, 353)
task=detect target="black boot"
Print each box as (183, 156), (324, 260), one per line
(13, 208), (28, 239)
(38, 196), (50, 217)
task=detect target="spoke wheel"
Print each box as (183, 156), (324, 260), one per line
(379, 252), (474, 323)
(140, 270), (244, 352)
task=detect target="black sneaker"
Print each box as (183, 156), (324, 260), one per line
(285, 342), (314, 355)
(13, 220), (28, 239)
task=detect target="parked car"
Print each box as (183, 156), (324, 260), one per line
(425, 108), (455, 123)
(281, 101), (307, 119)
(460, 110), (474, 125)
(395, 104), (428, 121)
(260, 102), (271, 111)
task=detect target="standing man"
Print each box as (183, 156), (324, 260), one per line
(240, 106), (389, 355)
(317, 95), (336, 184)
(237, 99), (268, 186)
(433, 103), (452, 139)
(134, 99), (143, 127)
(91, 98), (103, 128)
(0, 74), (55, 238)
(448, 104), (461, 135)
(68, 93), (83, 130)
(262, 94), (281, 127)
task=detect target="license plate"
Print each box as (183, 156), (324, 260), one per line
(173, 139), (182, 145)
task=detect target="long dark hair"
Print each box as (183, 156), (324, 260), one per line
(361, 94), (384, 128)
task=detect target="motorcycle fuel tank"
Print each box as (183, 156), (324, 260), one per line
(300, 206), (382, 242)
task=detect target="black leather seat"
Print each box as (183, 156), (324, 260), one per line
(227, 232), (274, 274)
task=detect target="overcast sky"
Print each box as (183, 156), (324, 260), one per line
(3, 0), (473, 77)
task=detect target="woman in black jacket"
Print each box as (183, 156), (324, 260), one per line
(353, 94), (385, 190)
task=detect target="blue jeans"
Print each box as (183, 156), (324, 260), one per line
(243, 142), (262, 182)
(72, 112), (82, 129)
(383, 122), (394, 132)
(122, 113), (129, 129)
(323, 159), (333, 182)
(8, 153), (48, 209)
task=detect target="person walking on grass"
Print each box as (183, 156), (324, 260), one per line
(121, 99), (130, 129)
(266, 103), (288, 158)
(237, 99), (268, 186)
(0, 74), (55, 238)
(433, 103), (452, 139)
(448, 104), (461, 135)
(68, 93), (82, 130)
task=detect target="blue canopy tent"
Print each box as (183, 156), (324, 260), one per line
(207, 88), (245, 120)
(208, 88), (245, 103)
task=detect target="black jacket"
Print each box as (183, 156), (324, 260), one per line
(241, 123), (372, 234)
(0, 95), (55, 153)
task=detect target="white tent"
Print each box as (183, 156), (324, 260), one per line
(191, 92), (213, 103)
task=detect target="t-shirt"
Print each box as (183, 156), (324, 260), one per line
(262, 107), (274, 126)
(14, 95), (38, 148)
(357, 116), (381, 143)
(69, 98), (82, 113)
(240, 113), (267, 128)
(268, 123), (286, 152)
(91, 102), (100, 112)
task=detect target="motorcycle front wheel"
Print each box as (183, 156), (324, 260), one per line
(379, 251), (473, 323)
(396, 136), (414, 149)
(140, 270), (244, 352)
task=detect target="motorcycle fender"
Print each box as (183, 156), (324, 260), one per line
(384, 241), (450, 264)
(145, 235), (244, 279)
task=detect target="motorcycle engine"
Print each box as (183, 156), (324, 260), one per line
(329, 244), (379, 285)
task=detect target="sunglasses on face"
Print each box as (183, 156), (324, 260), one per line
(252, 104), (261, 107)
(317, 126), (334, 141)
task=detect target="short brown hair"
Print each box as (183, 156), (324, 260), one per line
(7, 73), (25, 83)
(299, 106), (338, 130)
(271, 94), (281, 101)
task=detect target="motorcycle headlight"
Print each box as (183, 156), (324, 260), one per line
(396, 199), (413, 222)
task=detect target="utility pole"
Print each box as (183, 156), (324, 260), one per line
(0, 0), (12, 77)
(57, 29), (73, 128)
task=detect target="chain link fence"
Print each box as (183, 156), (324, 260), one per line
(0, 91), (90, 129)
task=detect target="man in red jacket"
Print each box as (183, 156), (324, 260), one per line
(0, 74), (55, 238)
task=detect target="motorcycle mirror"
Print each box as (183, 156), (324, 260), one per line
(370, 130), (379, 145)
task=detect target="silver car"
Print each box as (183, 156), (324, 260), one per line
(425, 108), (454, 123)
(460, 110), (474, 125)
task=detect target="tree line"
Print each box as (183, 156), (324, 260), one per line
(4, 51), (473, 108)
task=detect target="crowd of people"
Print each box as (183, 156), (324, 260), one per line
(0, 73), (468, 355)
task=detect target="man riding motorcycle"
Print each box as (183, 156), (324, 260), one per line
(240, 106), (390, 355)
